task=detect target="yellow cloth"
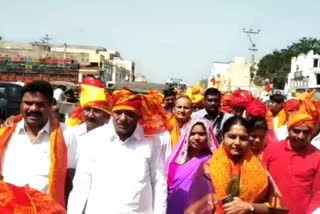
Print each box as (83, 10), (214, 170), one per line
(186, 85), (204, 104)
(266, 109), (287, 130)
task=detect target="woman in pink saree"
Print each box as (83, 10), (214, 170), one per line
(166, 118), (219, 214)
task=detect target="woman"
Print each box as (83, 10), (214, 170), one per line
(166, 118), (219, 214)
(248, 118), (268, 159)
(209, 116), (286, 214)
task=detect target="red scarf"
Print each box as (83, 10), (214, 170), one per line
(0, 115), (67, 208)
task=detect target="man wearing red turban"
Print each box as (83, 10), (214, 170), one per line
(67, 78), (111, 135)
(230, 90), (253, 117)
(264, 111), (320, 214)
(246, 100), (267, 120)
(68, 89), (167, 214)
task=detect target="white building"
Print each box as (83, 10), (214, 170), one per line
(287, 50), (320, 95)
(208, 57), (251, 92)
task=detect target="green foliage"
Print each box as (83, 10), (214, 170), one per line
(256, 37), (320, 89)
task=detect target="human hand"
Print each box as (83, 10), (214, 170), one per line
(223, 197), (251, 214)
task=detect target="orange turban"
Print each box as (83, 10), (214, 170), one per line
(246, 100), (267, 118)
(147, 90), (164, 105)
(231, 90), (253, 108)
(139, 91), (169, 137)
(283, 99), (300, 113)
(221, 93), (232, 114)
(111, 89), (142, 115)
(296, 90), (320, 125)
(287, 111), (315, 130)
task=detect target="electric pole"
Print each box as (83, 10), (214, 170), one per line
(243, 28), (260, 85)
(41, 34), (52, 57)
(242, 28), (260, 64)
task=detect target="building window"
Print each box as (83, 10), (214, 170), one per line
(314, 59), (319, 68)
(317, 74), (320, 85)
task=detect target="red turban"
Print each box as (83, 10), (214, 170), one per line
(111, 89), (142, 115)
(283, 99), (300, 113)
(67, 78), (110, 127)
(231, 90), (253, 108)
(246, 100), (267, 118)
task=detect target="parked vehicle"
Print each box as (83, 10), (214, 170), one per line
(0, 82), (23, 120)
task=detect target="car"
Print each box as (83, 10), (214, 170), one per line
(0, 82), (23, 120)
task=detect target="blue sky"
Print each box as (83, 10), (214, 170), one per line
(1, 0), (319, 85)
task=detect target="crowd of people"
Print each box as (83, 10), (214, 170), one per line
(0, 78), (318, 214)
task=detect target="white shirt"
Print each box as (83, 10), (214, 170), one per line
(274, 124), (288, 141)
(53, 88), (65, 102)
(154, 131), (172, 161)
(2, 119), (78, 193)
(68, 121), (167, 214)
(311, 133), (320, 150)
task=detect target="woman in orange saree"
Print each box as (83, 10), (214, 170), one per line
(185, 116), (287, 214)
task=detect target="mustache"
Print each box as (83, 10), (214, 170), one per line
(26, 112), (42, 117)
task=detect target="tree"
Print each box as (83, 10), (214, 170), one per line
(256, 37), (320, 89)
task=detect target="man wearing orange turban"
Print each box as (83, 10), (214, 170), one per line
(263, 111), (319, 214)
(220, 93), (232, 114)
(68, 89), (167, 214)
(67, 78), (111, 135)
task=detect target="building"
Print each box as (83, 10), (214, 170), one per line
(0, 39), (135, 86)
(287, 50), (320, 95)
(208, 57), (251, 92)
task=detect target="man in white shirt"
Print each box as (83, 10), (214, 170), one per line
(53, 85), (66, 103)
(67, 77), (111, 134)
(68, 89), (167, 214)
(0, 80), (77, 207)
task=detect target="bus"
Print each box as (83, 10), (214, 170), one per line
(165, 78), (187, 91)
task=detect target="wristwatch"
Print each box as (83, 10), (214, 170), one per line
(248, 203), (255, 213)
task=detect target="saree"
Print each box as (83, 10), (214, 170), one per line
(185, 145), (287, 214)
(166, 118), (219, 214)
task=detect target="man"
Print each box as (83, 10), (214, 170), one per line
(263, 111), (320, 214)
(266, 94), (286, 130)
(230, 89), (253, 117)
(163, 88), (176, 113)
(53, 85), (66, 103)
(192, 87), (232, 142)
(0, 80), (77, 208)
(166, 96), (192, 149)
(67, 77), (111, 136)
(246, 99), (267, 121)
(68, 89), (167, 214)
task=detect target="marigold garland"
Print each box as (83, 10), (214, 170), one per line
(209, 144), (268, 203)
